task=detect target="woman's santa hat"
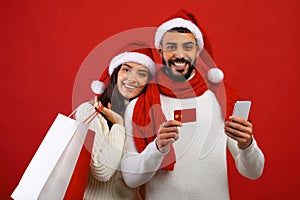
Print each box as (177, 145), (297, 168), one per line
(91, 42), (156, 95)
(154, 9), (224, 84)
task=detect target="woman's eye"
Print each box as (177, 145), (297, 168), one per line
(138, 72), (147, 77)
(121, 67), (129, 72)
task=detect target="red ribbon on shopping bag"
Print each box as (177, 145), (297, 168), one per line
(64, 129), (94, 200)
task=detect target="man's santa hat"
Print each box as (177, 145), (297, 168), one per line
(154, 9), (224, 84)
(91, 41), (156, 95)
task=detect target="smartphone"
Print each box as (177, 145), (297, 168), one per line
(174, 108), (196, 123)
(232, 101), (252, 120)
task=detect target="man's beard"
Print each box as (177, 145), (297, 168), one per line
(162, 58), (195, 82)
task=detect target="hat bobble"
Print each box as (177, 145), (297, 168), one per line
(91, 80), (106, 95)
(207, 68), (224, 84)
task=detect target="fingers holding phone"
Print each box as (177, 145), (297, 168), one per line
(224, 101), (253, 149)
(225, 116), (253, 149)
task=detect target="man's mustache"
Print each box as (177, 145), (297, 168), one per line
(168, 58), (191, 66)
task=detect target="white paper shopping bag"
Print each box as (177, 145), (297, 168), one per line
(11, 111), (96, 200)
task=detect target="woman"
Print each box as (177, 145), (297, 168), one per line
(75, 42), (156, 200)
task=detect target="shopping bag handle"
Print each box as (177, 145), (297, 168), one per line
(68, 106), (100, 125)
(68, 109), (78, 118)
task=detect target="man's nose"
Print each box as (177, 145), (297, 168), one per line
(173, 47), (184, 58)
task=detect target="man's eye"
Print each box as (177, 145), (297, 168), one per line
(184, 45), (194, 51)
(165, 46), (176, 51)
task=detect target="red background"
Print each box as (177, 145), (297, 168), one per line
(1, 0), (299, 199)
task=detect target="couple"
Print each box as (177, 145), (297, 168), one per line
(76, 9), (265, 200)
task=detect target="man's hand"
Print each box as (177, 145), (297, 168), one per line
(224, 116), (253, 149)
(156, 120), (182, 153)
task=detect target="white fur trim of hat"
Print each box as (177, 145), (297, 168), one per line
(91, 52), (156, 95)
(155, 18), (204, 50)
(155, 17), (224, 83)
(109, 52), (156, 76)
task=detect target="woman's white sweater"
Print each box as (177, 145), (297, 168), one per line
(76, 102), (138, 200)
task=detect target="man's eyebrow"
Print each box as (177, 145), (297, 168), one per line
(183, 41), (195, 45)
(165, 42), (177, 45)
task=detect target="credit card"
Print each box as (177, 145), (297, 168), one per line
(174, 108), (196, 123)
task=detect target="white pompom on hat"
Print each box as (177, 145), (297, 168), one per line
(91, 42), (156, 95)
(155, 9), (224, 84)
(207, 68), (224, 84)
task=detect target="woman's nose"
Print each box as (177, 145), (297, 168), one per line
(125, 71), (136, 82)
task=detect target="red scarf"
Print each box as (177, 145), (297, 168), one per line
(132, 60), (238, 171)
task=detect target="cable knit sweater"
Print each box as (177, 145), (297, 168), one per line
(75, 102), (138, 200)
(121, 90), (265, 200)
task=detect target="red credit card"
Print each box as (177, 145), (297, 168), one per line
(174, 108), (196, 123)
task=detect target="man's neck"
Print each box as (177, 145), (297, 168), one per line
(187, 69), (196, 81)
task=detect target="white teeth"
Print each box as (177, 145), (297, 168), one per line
(124, 84), (136, 89)
(174, 62), (186, 67)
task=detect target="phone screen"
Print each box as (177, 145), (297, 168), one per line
(233, 101), (251, 120)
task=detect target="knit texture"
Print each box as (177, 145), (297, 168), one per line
(75, 102), (138, 200)
(131, 64), (238, 171)
(122, 91), (264, 199)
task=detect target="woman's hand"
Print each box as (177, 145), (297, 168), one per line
(101, 103), (124, 125)
(93, 96), (124, 125)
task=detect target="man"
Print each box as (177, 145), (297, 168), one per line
(121, 9), (264, 200)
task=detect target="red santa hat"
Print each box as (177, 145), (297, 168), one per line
(91, 42), (156, 95)
(154, 9), (224, 84)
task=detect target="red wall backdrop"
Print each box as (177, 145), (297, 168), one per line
(1, 0), (299, 199)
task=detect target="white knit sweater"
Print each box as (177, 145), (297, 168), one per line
(121, 90), (265, 200)
(75, 102), (138, 200)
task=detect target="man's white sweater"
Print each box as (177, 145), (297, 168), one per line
(121, 90), (264, 200)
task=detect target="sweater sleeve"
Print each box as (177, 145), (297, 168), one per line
(121, 99), (166, 188)
(227, 136), (265, 180)
(75, 102), (126, 182)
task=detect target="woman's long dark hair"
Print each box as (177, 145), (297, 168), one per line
(98, 65), (123, 114)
